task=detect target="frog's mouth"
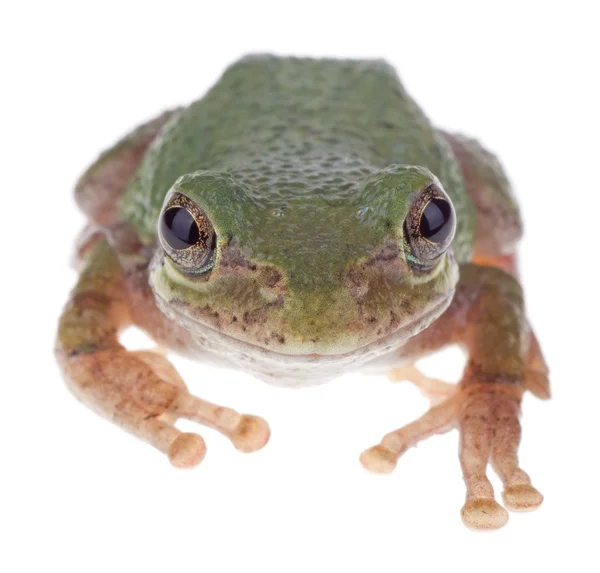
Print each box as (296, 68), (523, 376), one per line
(158, 292), (451, 366)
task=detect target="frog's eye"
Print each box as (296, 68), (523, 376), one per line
(404, 184), (456, 269)
(158, 193), (216, 274)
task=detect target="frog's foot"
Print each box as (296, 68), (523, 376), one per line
(62, 349), (270, 468)
(58, 238), (270, 467)
(359, 384), (542, 530)
(387, 363), (456, 405)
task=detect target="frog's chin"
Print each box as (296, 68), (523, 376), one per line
(157, 293), (451, 384)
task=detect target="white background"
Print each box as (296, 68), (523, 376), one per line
(2, 1), (599, 572)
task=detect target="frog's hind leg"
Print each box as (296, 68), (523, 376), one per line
(387, 363), (456, 405)
(386, 319), (550, 407)
(360, 387), (515, 530)
(524, 330), (551, 399)
(56, 239), (270, 467)
(440, 130), (523, 265)
(72, 110), (182, 268)
(75, 108), (181, 225)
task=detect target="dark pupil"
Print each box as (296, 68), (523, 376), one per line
(161, 207), (200, 250)
(419, 199), (453, 243)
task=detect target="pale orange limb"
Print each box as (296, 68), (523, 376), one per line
(171, 394), (270, 454)
(387, 363), (456, 405)
(133, 351), (270, 457)
(360, 384), (533, 530)
(365, 265), (548, 531)
(111, 391), (207, 469)
(359, 393), (462, 474)
(489, 390), (544, 512)
(57, 240), (270, 468)
(458, 387), (509, 530)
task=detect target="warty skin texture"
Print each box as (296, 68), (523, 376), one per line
(120, 56), (473, 364)
(57, 55), (548, 531)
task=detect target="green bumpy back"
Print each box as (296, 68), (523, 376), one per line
(119, 55), (475, 265)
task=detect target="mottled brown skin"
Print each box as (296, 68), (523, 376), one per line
(57, 237), (270, 462)
(357, 134), (549, 528)
(57, 63), (549, 531)
(75, 110), (181, 226)
(363, 264), (547, 527)
(442, 131), (523, 260)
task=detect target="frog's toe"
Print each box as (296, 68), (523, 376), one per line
(502, 484), (544, 512)
(134, 351), (271, 459)
(167, 432), (207, 468)
(359, 445), (398, 474)
(461, 498), (509, 531)
(229, 415), (271, 453)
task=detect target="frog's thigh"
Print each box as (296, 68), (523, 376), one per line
(56, 239), (270, 467)
(75, 108), (181, 225)
(361, 264), (547, 530)
(441, 130), (523, 263)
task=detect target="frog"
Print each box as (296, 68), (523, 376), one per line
(56, 55), (550, 531)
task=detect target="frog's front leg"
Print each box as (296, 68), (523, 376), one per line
(360, 264), (548, 530)
(56, 239), (270, 467)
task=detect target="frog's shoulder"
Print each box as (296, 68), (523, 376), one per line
(74, 109), (181, 226)
(118, 110), (192, 242)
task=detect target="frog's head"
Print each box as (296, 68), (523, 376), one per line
(149, 165), (458, 366)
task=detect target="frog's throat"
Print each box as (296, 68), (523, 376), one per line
(156, 292), (452, 364)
